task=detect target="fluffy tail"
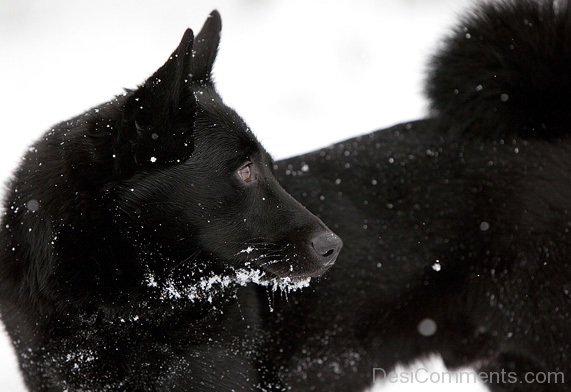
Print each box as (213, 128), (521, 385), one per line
(425, 0), (571, 138)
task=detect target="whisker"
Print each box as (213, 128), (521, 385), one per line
(225, 241), (277, 247)
(139, 201), (189, 209)
(254, 252), (284, 259)
(170, 249), (201, 271)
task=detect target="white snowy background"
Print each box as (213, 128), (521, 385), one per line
(0, 0), (489, 390)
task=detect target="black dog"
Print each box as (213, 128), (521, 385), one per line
(0, 11), (341, 391)
(259, 1), (571, 391)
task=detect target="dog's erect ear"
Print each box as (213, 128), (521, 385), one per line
(142, 28), (194, 119)
(191, 10), (222, 82)
(118, 29), (196, 172)
(134, 28), (194, 127)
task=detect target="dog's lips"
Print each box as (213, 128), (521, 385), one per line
(262, 273), (312, 285)
(238, 243), (337, 281)
(259, 261), (332, 281)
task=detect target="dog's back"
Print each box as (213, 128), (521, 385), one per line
(265, 1), (571, 390)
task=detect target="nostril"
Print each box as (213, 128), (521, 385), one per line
(322, 249), (334, 258)
(310, 232), (343, 265)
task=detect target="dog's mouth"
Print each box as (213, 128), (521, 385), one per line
(259, 263), (333, 281)
(235, 242), (336, 283)
(143, 264), (314, 303)
(232, 267), (313, 293)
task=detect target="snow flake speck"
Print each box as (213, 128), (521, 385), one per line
(26, 199), (40, 212)
(418, 318), (437, 337)
(239, 246), (254, 254)
(145, 266), (312, 306)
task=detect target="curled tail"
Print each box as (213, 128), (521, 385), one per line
(426, 0), (571, 138)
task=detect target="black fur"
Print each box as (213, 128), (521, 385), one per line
(426, 0), (571, 137)
(259, 1), (571, 391)
(0, 11), (341, 391)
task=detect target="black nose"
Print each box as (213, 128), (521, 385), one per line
(311, 232), (343, 266)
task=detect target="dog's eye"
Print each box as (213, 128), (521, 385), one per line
(237, 163), (254, 183)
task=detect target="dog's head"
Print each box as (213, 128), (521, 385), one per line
(110, 11), (342, 282)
